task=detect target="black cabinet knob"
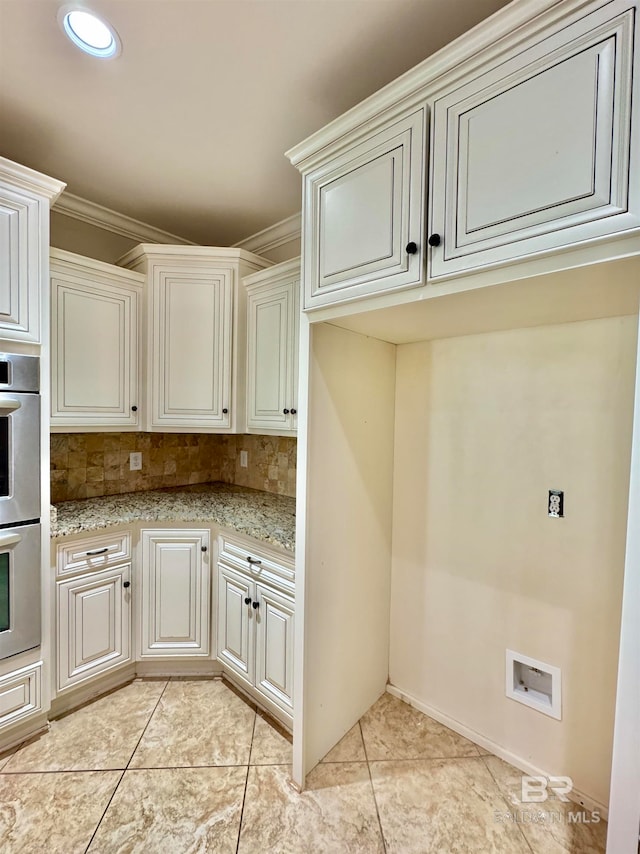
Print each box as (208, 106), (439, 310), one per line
(291, 408), (297, 415)
(201, 545), (207, 552)
(283, 408), (290, 415)
(222, 408), (229, 415)
(406, 241), (418, 255)
(428, 233), (441, 247)
(252, 601), (260, 610)
(244, 596), (251, 605)
(123, 581), (131, 588)
(131, 405), (138, 412)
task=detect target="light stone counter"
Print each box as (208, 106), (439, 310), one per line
(51, 483), (295, 552)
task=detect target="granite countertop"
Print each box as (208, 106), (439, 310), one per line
(51, 483), (296, 552)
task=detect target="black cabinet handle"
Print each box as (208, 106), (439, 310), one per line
(86, 547), (108, 556)
(283, 408), (290, 415)
(222, 408), (229, 415)
(428, 233), (441, 247)
(291, 408), (297, 415)
(252, 601), (260, 610)
(247, 556), (262, 565)
(406, 242), (418, 254)
(201, 545), (207, 552)
(131, 405), (138, 412)
(244, 596), (251, 605)
(123, 581), (131, 588)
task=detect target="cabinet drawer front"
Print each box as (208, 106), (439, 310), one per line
(57, 532), (132, 577)
(57, 566), (131, 691)
(254, 584), (294, 714)
(304, 107), (426, 309)
(0, 663), (42, 729)
(218, 534), (295, 594)
(431, 2), (639, 277)
(216, 564), (254, 684)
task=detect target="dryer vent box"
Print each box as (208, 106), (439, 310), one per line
(506, 650), (561, 720)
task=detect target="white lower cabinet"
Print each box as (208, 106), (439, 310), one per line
(57, 564), (132, 691)
(140, 529), (210, 657)
(0, 663), (42, 730)
(216, 535), (295, 723)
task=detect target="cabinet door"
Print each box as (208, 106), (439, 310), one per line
(51, 271), (140, 428)
(430, 1), (639, 278)
(57, 564), (131, 691)
(0, 188), (41, 342)
(303, 107), (426, 309)
(151, 268), (232, 429)
(140, 530), (210, 656)
(246, 276), (299, 433)
(216, 563), (254, 686)
(254, 584), (294, 714)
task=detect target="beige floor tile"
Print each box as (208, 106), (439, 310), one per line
(87, 766), (247, 854)
(0, 770), (121, 854)
(4, 680), (166, 772)
(321, 724), (367, 763)
(484, 755), (607, 854)
(360, 692), (480, 760)
(250, 712), (292, 765)
(239, 763), (384, 853)
(130, 679), (255, 768)
(370, 757), (532, 853)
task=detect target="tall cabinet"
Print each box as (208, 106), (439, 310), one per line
(119, 246), (270, 433)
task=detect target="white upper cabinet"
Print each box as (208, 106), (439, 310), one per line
(430, 0), (640, 278)
(120, 246), (270, 433)
(0, 158), (65, 343)
(301, 108), (427, 309)
(50, 250), (144, 430)
(244, 259), (300, 435)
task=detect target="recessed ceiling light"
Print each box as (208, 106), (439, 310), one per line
(58, 5), (121, 59)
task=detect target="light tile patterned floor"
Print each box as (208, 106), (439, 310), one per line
(0, 678), (607, 853)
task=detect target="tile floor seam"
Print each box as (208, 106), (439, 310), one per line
(367, 754), (486, 764)
(480, 754), (536, 854)
(235, 711), (257, 854)
(359, 719), (388, 854)
(82, 679), (171, 854)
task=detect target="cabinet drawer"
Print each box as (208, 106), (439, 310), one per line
(0, 662), (42, 729)
(57, 531), (132, 577)
(218, 534), (295, 594)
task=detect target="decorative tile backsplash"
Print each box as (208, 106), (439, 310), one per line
(50, 433), (297, 503)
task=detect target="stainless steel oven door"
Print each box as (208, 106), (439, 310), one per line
(0, 392), (40, 525)
(0, 523), (41, 659)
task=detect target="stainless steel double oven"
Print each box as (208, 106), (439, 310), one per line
(0, 353), (41, 660)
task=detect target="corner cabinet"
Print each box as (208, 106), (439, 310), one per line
(429, 0), (640, 279)
(119, 246), (270, 433)
(0, 157), (65, 343)
(216, 534), (295, 726)
(244, 258), (300, 435)
(140, 529), (211, 657)
(50, 250), (144, 430)
(299, 108), (427, 310)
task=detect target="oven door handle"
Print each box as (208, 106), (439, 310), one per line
(0, 398), (21, 412)
(0, 533), (21, 548)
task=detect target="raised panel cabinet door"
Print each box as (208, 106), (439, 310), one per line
(0, 189), (40, 342)
(430, 0), (640, 278)
(140, 530), (210, 656)
(57, 565), (131, 691)
(51, 273), (139, 428)
(152, 268), (232, 429)
(216, 563), (254, 685)
(254, 584), (294, 714)
(304, 107), (427, 309)
(247, 276), (299, 433)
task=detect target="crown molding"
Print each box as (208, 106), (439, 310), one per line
(233, 212), (301, 256)
(0, 156), (66, 202)
(52, 191), (196, 246)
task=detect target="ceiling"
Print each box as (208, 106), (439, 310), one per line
(0, 0), (511, 246)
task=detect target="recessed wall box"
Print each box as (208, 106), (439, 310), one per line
(506, 650), (561, 720)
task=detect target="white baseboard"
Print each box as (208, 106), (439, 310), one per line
(386, 684), (608, 819)
(135, 660), (223, 678)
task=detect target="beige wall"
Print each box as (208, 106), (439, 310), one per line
(390, 316), (638, 807)
(50, 212), (139, 264)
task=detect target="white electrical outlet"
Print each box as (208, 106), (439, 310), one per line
(240, 450), (248, 468)
(129, 452), (142, 471)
